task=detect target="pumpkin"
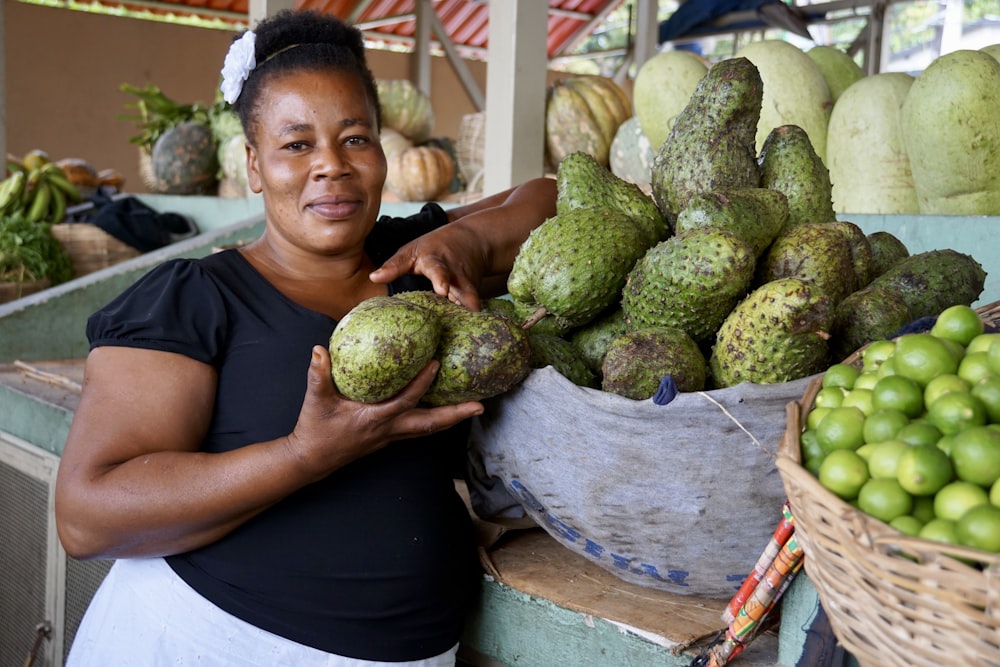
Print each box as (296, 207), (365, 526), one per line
(377, 79), (435, 144)
(380, 127), (414, 161)
(609, 116), (654, 194)
(148, 121), (219, 195)
(385, 145), (455, 202)
(544, 75), (632, 170)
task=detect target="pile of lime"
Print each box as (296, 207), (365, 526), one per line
(801, 304), (1000, 555)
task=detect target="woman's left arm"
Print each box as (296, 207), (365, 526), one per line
(370, 176), (557, 309)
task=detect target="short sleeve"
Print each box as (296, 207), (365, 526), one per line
(86, 259), (227, 365)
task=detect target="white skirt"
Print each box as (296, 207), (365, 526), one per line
(67, 557), (459, 667)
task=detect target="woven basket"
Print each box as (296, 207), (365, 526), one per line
(51, 223), (142, 278)
(776, 301), (1000, 667)
(456, 112), (485, 195)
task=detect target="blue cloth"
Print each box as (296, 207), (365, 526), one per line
(658, 0), (776, 43)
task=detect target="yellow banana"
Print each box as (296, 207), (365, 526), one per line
(48, 182), (67, 223)
(26, 179), (52, 222)
(41, 167), (83, 203)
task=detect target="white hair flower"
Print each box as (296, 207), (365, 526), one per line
(220, 31), (257, 104)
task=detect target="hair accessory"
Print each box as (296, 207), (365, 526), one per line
(220, 30), (257, 104)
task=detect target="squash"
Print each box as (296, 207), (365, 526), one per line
(377, 79), (434, 144)
(380, 127), (414, 161)
(545, 75), (632, 170)
(148, 121), (219, 195)
(632, 50), (708, 153)
(609, 116), (654, 194)
(385, 145), (455, 202)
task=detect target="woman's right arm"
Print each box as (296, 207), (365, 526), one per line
(55, 344), (482, 560)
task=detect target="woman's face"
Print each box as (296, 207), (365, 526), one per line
(246, 68), (386, 256)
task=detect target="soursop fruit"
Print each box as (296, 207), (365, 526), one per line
(651, 57), (763, 226)
(394, 291), (534, 406)
(757, 222), (859, 305)
(507, 207), (653, 330)
(602, 327), (707, 398)
(829, 285), (912, 361)
(759, 124), (836, 226)
(710, 278), (832, 387)
(329, 296), (442, 403)
(866, 231), (910, 279)
(867, 249), (986, 320)
(527, 331), (599, 388)
(556, 151), (669, 245)
(674, 188), (789, 258)
(569, 307), (628, 376)
(828, 220), (875, 289)
(621, 227), (756, 344)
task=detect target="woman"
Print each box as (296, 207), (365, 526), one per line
(55, 9), (556, 666)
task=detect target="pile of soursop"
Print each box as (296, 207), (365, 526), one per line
(500, 57), (987, 399)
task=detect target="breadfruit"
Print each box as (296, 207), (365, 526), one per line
(759, 124), (836, 226)
(710, 278), (832, 387)
(329, 296), (442, 403)
(829, 285), (912, 361)
(757, 222), (859, 305)
(569, 307), (628, 376)
(866, 231), (910, 279)
(650, 57), (763, 226)
(602, 327), (707, 398)
(556, 151), (669, 245)
(507, 207), (652, 330)
(621, 227), (756, 344)
(674, 188), (789, 258)
(527, 331), (599, 388)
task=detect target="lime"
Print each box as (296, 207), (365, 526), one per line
(890, 515), (924, 536)
(926, 390), (988, 435)
(919, 517), (960, 547)
(988, 335), (1000, 375)
(877, 356), (898, 378)
(818, 449), (870, 500)
(949, 426), (1000, 488)
(853, 372), (880, 391)
(866, 439), (910, 479)
(971, 376), (1000, 423)
(990, 477), (1000, 506)
(897, 444), (954, 496)
(930, 305), (984, 346)
(934, 480), (990, 521)
(937, 433), (958, 457)
(862, 340), (896, 372)
(872, 375), (925, 418)
(967, 332), (1000, 355)
(816, 406), (867, 453)
(800, 429), (824, 462)
(858, 478), (913, 523)
(841, 388), (874, 416)
(912, 495), (937, 523)
(806, 406), (831, 431)
(955, 504), (1000, 553)
(896, 421), (942, 447)
(923, 374), (970, 407)
(892, 333), (961, 387)
(863, 409), (910, 444)
(957, 351), (994, 385)
(823, 363), (860, 390)
(815, 386), (846, 409)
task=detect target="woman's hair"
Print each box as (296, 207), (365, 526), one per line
(232, 9), (382, 144)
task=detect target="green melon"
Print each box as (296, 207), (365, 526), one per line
(828, 73), (918, 215)
(632, 50), (708, 153)
(377, 79), (434, 144)
(149, 121), (219, 195)
(733, 39), (833, 165)
(900, 49), (1000, 215)
(807, 45), (865, 104)
(609, 117), (654, 193)
(981, 43), (1000, 62)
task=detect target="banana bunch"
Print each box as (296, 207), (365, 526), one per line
(0, 159), (82, 224)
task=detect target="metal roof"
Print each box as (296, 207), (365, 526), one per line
(75, 0), (626, 61)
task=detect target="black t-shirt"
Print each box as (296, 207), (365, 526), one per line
(85, 204), (480, 661)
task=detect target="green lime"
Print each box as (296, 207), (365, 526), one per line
(800, 429), (824, 462)
(823, 363), (860, 390)
(897, 444), (954, 496)
(923, 374), (970, 407)
(919, 517), (960, 547)
(912, 495), (937, 523)
(967, 332), (1000, 355)
(955, 504), (1000, 553)
(990, 477), (1000, 506)
(930, 305), (984, 346)
(971, 376), (1000, 423)
(934, 480), (990, 521)
(841, 388), (874, 416)
(890, 515), (925, 536)
(806, 406), (832, 431)
(896, 421), (943, 447)
(949, 426), (1000, 488)
(816, 406), (867, 453)
(853, 372), (880, 391)
(872, 375), (925, 418)
(858, 478), (913, 523)
(892, 333), (961, 387)
(877, 356), (898, 378)
(926, 390), (988, 435)
(988, 335), (1000, 375)
(866, 439), (910, 480)
(937, 433), (958, 457)
(862, 340), (896, 372)
(863, 409), (911, 444)
(815, 386), (846, 409)
(958, 351), (994, 385)
(818, 449), (870, 500)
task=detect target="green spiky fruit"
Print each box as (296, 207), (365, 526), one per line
(867, 249), (986, 320)
(710, 278), (832, 387)
(866, 231), (910, 279)
(527, 331), (599, 388)
(674, 187), (789, 258)
(569, 307), (628, 375)
(759, 124), (836, 227)
(601, 327), (707, 398)
(829, 285), (912, 361)
(757, 222), (859, 305)
(621, 227), (756, 344)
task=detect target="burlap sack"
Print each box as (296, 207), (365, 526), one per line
(468, 366), (816, 599)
